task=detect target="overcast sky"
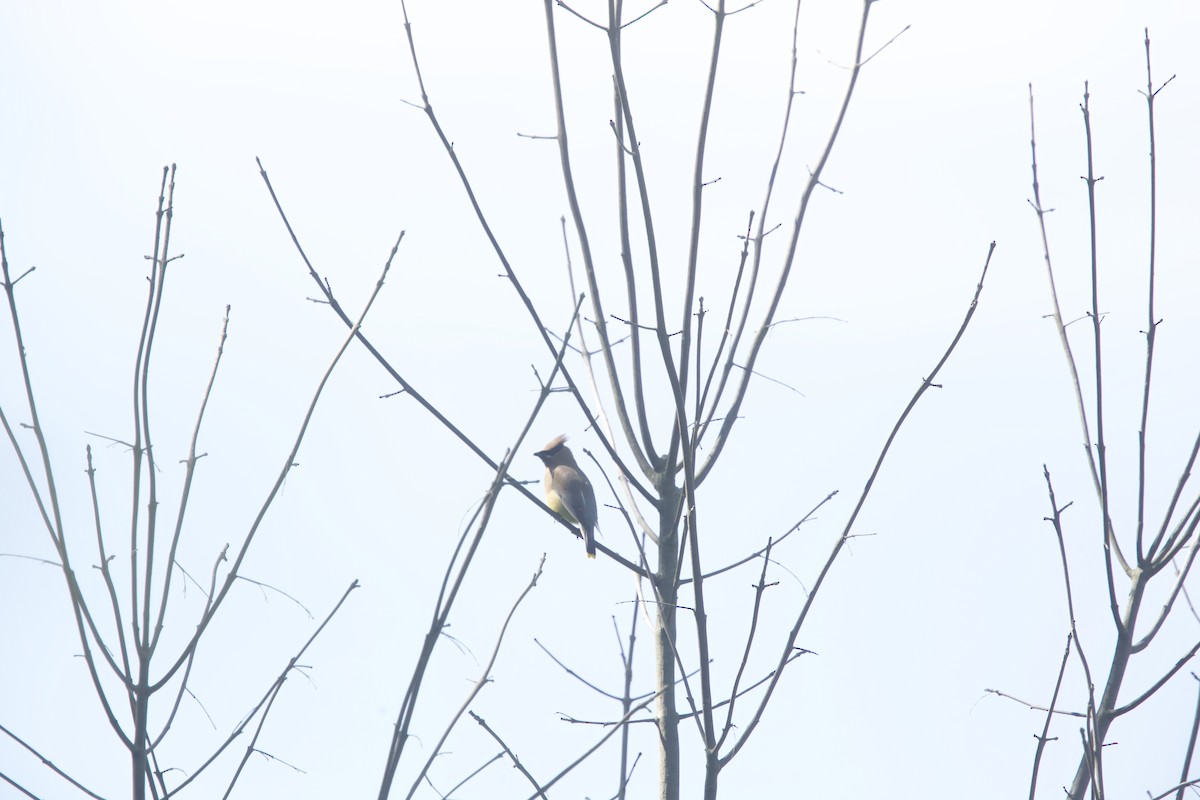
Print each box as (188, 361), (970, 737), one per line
(3, 1), (1200, 798)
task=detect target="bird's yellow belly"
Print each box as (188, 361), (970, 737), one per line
(545, 489), (578, 525)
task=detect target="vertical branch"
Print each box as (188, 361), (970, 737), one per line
(693, 298), (705, 425)
(694, 0), (804, 454)
(1028, 633), (1073, 800)
(150, 306), (231, 655)
(1174, 675), (1200, 800)
(138, 165), (177, 653)
(675, 0), (728, 450)
(614, 599), (640, 800)
(679, 440), (718, 800)
(1135, 30), (1174, 565)
(1026, 88), (1111, 546)
(1079, 727), (1100, 800)
(128, 166), (171, 657)
(85, 446), (135, 684)
(0, 223), (66, 549)
(608, 0), (659, 466)
(695, 211), (753, 434)
(137, 311), (236, 763)
(541, 0), (652, 478)
(696, 0), (877, 485)
(715, 537), (773, 752)
(603, 0), (686, 474)
(1042, 468), (1098, 730)
(561, 220), (658, 536)
(1078, 88), (1124, 631)
(1133, 31), (1158, 566)
(131, 163), (179, 800)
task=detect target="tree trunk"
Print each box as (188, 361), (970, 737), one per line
(656, 484), (681, 800)
(1066, 571), (1146, 799)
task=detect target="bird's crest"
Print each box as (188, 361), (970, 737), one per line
(537, 434), (568, 456)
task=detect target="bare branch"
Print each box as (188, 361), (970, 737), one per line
(0, 721), (107, 799)
(1026, 86), (1128, 577)
(1029, 634), (1077, 800)
(696, 0), (880, 483)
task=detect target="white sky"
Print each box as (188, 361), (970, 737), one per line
(3, 1), (1200, 798)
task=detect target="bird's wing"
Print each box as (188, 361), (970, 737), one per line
(556, 469), (597, 531)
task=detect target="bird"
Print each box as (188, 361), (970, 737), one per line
(534, 434), (598, 559)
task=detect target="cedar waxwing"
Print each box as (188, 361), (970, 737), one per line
(534, 434), (599, 559)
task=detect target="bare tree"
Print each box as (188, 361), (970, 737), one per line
(1006, 31), (1200, 800)
(0, 167), (379, 799)
(257, 1), (994, 798)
